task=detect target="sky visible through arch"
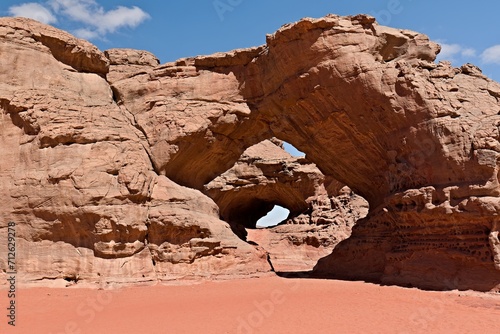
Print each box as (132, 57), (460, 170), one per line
(256, 205), (290, 228)
(2, 0), (500, 226)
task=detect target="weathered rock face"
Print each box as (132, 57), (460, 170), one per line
(105, 48), (160, 84)
(0, 17), (269, 286)
(246, 188), (368, 272)
(0, 17), (109, 76)
(1, 14), (500, 291)
(112, 14), (500, 291)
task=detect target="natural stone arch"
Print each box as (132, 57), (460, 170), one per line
(112, 15), (500, 290)
(2, 15), (498, 290)
(204, 138), (369, 272)
(204, 139), (322, 238)
(114, 14), (454, 208)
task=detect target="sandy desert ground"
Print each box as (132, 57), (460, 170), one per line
(1, 276), (499, 334)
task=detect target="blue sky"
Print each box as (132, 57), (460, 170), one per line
(2, 0), (500, 226)
(1, 0), (500, 80)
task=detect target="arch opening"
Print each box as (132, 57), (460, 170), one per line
(256, 205), (290, 228)
(283, 142), (305, 158)
(204, 138), (369, 273)
(219, 197), (302, 241)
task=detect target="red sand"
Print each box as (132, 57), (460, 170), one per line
(2, 276), (499, 334)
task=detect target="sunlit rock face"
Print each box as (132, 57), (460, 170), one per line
(2, 14), (500, 290)
(0, 17), (270, 286)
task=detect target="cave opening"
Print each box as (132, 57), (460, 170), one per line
(218, 197), (300, 241)
(256, 205), (290, 228)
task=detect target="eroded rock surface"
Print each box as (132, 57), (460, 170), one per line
(112, 14), (500, 290)
(0, 17), (269, 287)
(205, 139), (325, 237)
(247, 188), (369, 272)
(0, 17), (109, 76)
(1, 14), (500, 290)
(105, 48), (160, 84)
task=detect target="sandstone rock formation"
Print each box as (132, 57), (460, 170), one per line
(1, 14), (500, 291)
(246, 190), (368, 272)
(206, 139), (368, 272)
(111, 14), (500, 291)
(0, 17), (269, 286)
(205, 139), (324, 238)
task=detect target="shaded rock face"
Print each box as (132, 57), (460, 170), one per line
(1, 14), (500, 291)
(246, 186), (369, 272)
(205, 139), (368, 272)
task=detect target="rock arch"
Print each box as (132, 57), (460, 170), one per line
(112, 14), (500, 290)
(204, 138), (368, 272)
(2, 15), (499, 290)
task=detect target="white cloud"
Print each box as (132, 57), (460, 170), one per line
(73, 28), (99, 40)
(48, 0), (150, 37)
(481, 45), (500, 65)
(8, 3), (57, 24)
(8, 1), (149, 40)
(461, 48), (476, 57)
(436, 42), (477, 63)
(97, 6), (150, 33)
(439, 43), (462, 59)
